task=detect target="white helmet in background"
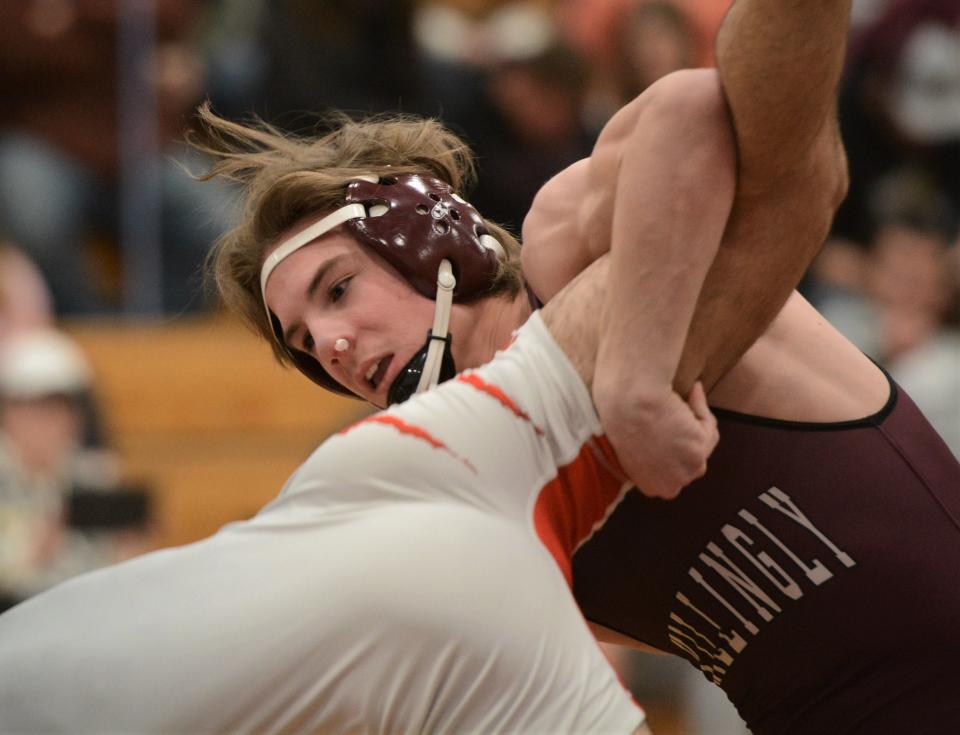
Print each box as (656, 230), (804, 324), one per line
(0, 330), (92, 400)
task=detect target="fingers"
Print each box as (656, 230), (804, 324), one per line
(687, 381), (709, 419)
(688, 381), (718, 438)
(707, 421), (720, 453)
(686, 381), (719, 457)
(601, 383), (721, 499)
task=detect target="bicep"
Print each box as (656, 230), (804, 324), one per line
(522, 71), (737, 305)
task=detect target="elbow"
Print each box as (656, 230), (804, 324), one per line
(806, 123), (851, 228)
(827, 140), (850, 216)
(643, 70), (736, 164)
(642, 68), (728, 121)
(632, 69), (738, 204)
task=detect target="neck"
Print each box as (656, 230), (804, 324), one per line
(452, 290), (533, 372)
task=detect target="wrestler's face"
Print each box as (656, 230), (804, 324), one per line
(263, 222), (440, 408)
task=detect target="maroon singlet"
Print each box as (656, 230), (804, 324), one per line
(572, 375), (960, 734)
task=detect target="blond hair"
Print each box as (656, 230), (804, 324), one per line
(192, 103), (524, 365)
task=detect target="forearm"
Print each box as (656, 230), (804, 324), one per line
(538, 245), (721, 500)
(673, 147), (846, 395)
(717, 0), (852, 184)
(671, 0), (854, 393)
(531, 72), (733, 497)
(591, 71), (735, 403)
(541, 256), (609, 392)
(599, 84), (734, 393)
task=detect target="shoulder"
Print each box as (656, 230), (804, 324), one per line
(521, 159), (595, 301)
(525, 158), (593, 233)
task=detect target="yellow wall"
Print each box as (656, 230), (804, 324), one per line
(65, 316), (371, 548)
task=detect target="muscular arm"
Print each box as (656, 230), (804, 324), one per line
(523, 71), (735, 498)
(523, 0), (851, 495)
(525, 70), (735, 392)
(606, 0), (853, 396)
(592, 71), (735, 413)
(675, 0), (852, 392)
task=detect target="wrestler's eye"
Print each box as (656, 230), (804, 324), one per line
(329, 277), (351, 303)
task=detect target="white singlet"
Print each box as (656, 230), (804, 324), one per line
(0, 313), (643, 734)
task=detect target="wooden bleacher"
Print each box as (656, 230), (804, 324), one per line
(64, 315), (372, 549)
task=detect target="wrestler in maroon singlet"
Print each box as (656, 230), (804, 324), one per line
(572, 372), (960, 734)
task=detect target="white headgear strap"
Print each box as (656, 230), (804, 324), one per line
(417, 259), (456, 393)
(260, 202), (368, 322)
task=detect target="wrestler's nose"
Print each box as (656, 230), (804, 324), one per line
(314, 321), (357, 379)
(328, 336), (352, 365)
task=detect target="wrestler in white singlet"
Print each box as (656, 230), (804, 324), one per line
(0, 313), (644, 734)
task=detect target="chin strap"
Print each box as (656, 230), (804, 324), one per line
(417, 259), (456, 393)
(386, 259), (458, 406)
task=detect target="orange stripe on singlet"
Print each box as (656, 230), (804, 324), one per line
(533, 435), (628, 586)
(457, 371), (629, 586)
(450, 371), (640, 707)
(456, 373), (544, 435)
(345, 378), (629, 586)
(340, 414), (477, 473)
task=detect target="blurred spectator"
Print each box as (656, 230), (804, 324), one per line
(850, 0), (897, 34)
(869, 223), (960, 456)
(557, 0), (728, 69)
(0, 329), (152, 613)
(412, 2), (593, 230)
(414, 0), (555, 70)
(834, 0), (960, 246)
(472, 41), (595, 231)
(813, 222), (960, 458)
(195, 0), (268, 121)
(556, 0), (728, 128)
(611, 1), (699, 101)
(255, 1), (426, 125)
(0, 243), (54, 341)
(806, 237), (883, 356)
(0, 1), (237, 315)
(671, 0), (732, 65)
(413, 0), (556, 134)
(0, 242), (111, 451)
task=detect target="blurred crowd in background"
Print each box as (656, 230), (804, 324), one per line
(0, 0), (957, 732)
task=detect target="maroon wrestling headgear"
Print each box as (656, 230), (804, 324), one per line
(343, 174), (504, 301)
(260, 173), (505, 402)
